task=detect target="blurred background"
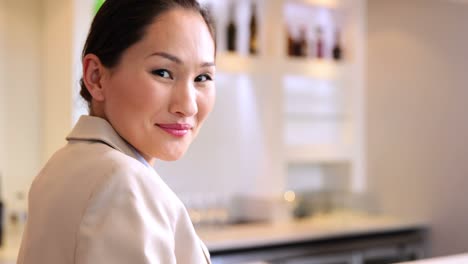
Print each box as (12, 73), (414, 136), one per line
(1, 0), (468, 263)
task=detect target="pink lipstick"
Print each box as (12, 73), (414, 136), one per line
(156, 123), (192, 137)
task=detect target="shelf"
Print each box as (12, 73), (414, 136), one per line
(286, 144), (351, 163)
(282, 58), (345, 80)
(206, 0), (364, 193)
(215, 53), (271, 75)
(288, 0), (341, 9)
(216, 53), (345, 80)
(285, 112), (348, 121)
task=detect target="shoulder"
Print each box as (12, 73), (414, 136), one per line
(36, 140), (183, 216)
(32, 141), (144, 193)
(79, 144), (184, 224)
(73, 152), (184, 264)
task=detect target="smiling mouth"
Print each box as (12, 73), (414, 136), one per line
(156, 123), (192, 138)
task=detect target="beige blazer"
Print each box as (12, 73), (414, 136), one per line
(17, 115), (211, 264)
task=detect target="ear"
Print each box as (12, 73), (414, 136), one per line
(82, 54), (106, 102)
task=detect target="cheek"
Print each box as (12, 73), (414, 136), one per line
(197, 88), (216, 122)
(109, 76), (158, 111)
(105, 75), (135, 104)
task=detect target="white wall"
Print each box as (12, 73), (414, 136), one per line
(0, 1), (6, 192)
(367, 0), (468, 257)
(0, 1), (6, 184)
(42, 0), (94, 161)
(0, 0), (88, 211)
(41, 0), (75, 162)
(1, 0), (43, 209)
(72, 0), (94, 122)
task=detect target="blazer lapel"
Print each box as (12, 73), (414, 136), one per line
(66, 115), (138, 160)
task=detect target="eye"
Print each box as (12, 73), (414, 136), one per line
(151, 69), (173, 79)
(195, 74), (213, 82)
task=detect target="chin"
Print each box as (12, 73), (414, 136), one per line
(157, 149), (187, 162)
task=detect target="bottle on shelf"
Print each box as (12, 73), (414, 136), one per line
(297, 26), (308, 57)
(226, 3), (237, 53)
(315, 26), (324, 59)
(249, 2), (258, 55)
(287, 26), (295, 56)
(291, 35), (301, 57)
(287, 26), (307, 57)
(332, 29), (343, 61)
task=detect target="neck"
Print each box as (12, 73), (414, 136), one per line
(142, 153), (156, 167)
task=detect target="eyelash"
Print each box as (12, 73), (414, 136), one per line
(195, 74), (213, 82)
(151, 69), (173, 79)
(151, 69), (213, 82)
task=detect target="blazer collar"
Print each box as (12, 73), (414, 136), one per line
(66, 115), (138, 160)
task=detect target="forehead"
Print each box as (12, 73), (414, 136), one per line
(132, 8), (215, 60)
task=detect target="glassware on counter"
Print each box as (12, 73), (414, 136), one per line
(182, 192), (230, 228)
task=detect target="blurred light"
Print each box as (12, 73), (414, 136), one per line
(284, 190), (296, 202)
(304, 0), (339, 9)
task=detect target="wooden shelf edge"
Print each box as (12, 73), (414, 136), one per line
(286, 144), (352, 163)
(216, 53), (348, 79)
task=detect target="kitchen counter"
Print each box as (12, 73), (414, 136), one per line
(198, 211), (427, 252)
(197, 211), (428, 263)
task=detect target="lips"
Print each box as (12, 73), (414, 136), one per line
(156, 123), (192, 137)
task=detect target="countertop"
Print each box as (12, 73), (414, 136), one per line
(197, 211), (427, 252)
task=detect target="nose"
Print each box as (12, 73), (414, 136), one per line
(169, 79), (198, 117)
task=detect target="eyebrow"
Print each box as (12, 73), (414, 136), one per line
(201, 61), (216, 68)
(148, 51), (215, 68)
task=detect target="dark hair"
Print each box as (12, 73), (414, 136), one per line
(79, 0), (216, 107)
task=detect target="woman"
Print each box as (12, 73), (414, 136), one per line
(17, 0), (215, 263)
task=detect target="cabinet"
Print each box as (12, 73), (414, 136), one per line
(197, 0), (366, 198)
(209, 228), (426, 264)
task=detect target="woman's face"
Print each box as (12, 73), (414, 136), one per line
(100, 8), (216, 164)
